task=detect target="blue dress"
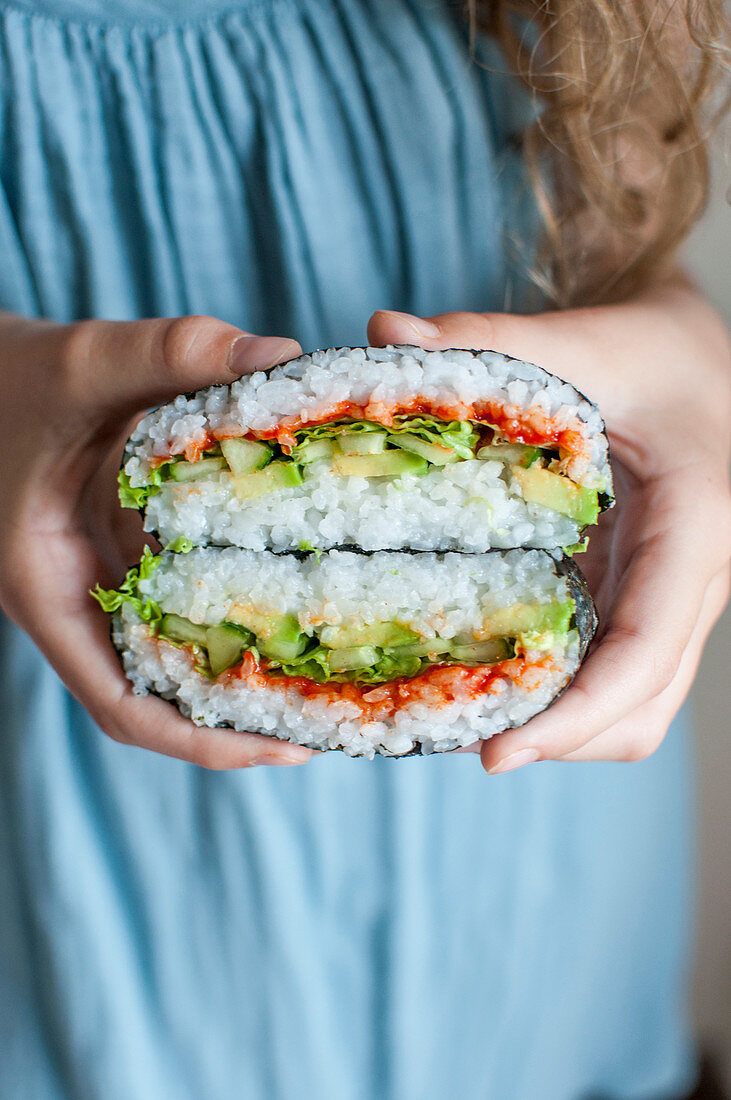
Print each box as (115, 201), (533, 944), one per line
(0, 1), (696, 1097)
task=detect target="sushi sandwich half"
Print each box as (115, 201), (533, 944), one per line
(95, 545), (598, 758)
(120, 345), (613, 553)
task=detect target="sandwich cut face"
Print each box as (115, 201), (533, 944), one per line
(120, 346), (614, 553)
(95, 547), (596, 758)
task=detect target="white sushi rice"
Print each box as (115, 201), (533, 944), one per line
(115, 548), (581, 757)
(124, 345), (612, 552)
(143, 457), (581, 552)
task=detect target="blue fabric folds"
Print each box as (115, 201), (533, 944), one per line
(0, 1), (695, 1097)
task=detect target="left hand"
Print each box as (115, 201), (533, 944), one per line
(367, 276), (731, 773)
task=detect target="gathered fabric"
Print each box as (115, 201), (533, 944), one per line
(0, 2), (695, 1097)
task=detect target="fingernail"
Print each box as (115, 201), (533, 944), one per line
(251, 748), (311, 767)
(488, 747), (541, 775)
(229, 336), (301, 375)
(376, 310), (440, 340)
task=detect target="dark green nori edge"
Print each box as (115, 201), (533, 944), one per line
(108, 548), (598, 760)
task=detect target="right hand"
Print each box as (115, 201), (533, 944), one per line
(0, 312), (314, 769)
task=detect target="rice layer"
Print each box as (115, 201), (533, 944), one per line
(146, 458), (586, 551)
(115, 548), (586, 757)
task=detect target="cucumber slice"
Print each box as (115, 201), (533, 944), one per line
(170, 456), (227, 482)
(257, 614), (308, 662)
(332, 451), (428, 479)
(336, 431), (388, 456)
(233, 462), (304, 501)
(394, 638), (452, 658)
(511, 466), (599, 527)
(327, 645), (379, 672)
(160, 613), (208, 647)
(390, 433), (459, 466)
(206, 623), (251, 677)
(319, 620), (418, 650)
(449, 639), (512, 664)
(477, 443), (542, 466)
(292, 438), (337, 464)
(220, 437), (273, 476)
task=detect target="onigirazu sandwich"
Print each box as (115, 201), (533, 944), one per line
(119, 345), (613, 552)
(96, 345), (609, 757)
(95, 546), (597, 758)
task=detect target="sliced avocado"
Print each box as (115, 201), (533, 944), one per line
(206, 623), (252, 677)
(319, 620), (418, 650)
(170, 456), (228, 482)
(511, 465), (599, 527)
(292, 438), (337, 464)
(220, 437), (273, 476)
(327, 645), (379, 672)
(449, 638), (513, 664)
(480, 600), (574, 639)
(160, 613), (208, 647)
(336, 431), (388, 456)
(390, 433), (459, 466)
(333, 451), (428, 478)
(233, 461), (304, 501)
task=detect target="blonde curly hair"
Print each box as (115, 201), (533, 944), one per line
(473, 0), (730, 306)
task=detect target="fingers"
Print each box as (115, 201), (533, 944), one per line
(60, 315), (301, 416)
(57, 613), (312, 770)
(8, 535), (311, 770)
(479, 490), (730, 773)
(367, 309), (526, 355)
(549, 565), (730, 763)
(367, 306), (580, 364)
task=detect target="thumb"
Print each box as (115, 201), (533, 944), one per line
(366, 308), (587, 380)
(58, 314), (301, 416)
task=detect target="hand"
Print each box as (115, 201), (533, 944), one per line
(0, 313), (313, 769)
(367, 277), (731, 771)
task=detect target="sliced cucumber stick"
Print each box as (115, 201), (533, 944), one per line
(160, 613), (208, 647)
(293, 438), (337, 464)
(336, 431), (388, 456)
(170, 456), (227, 482)
(206, 624), (249, 677)
(256, 614), (308, 662)
(319, 620), (418, 650)
(220, 437), (273, 476)
(477, 443), (540, 466)
(327, 645), (379, 672)
(390, 433), (459, 466)
(449, 639), (512, 664)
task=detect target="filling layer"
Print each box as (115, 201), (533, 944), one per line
(94, 547), (576, 688)
(120, 413), (600, 528)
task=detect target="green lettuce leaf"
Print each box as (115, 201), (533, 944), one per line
(165, 537), (194, 554)
(390, 415), (479, 458)
(273, 644), (427, 684)
(294, 420), (385, 443)
(91, 540), (190, 622)
(293, 415), (480, 461)
(91, 545), (163, 625)
(118, 459), (176, 509)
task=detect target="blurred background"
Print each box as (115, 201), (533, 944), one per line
(684, 131), (731, 1090)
